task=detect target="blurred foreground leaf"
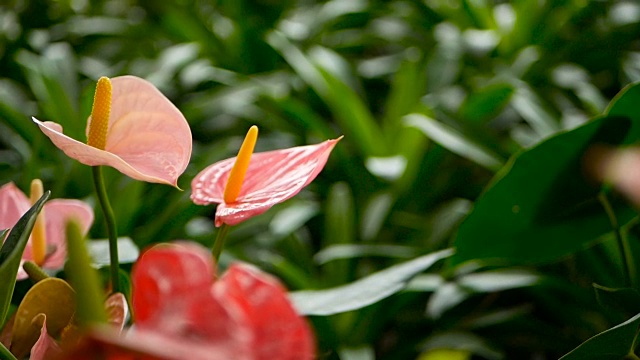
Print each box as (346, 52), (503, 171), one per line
(0, 191), (50, 326)
(289, 249), (453, 315)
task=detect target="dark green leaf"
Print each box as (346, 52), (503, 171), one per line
(593, 283), (640, 314)
(559, 313), (640, 360)
(0, 191), (50, 326)
(451, 114), (637, 266)
(289, 249), (453, 315)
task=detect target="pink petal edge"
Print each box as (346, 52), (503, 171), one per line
(33, 76), (192, 187)
(191, 138), (341, 226)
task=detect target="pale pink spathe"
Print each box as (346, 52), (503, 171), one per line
(0, 182), (94, 279)
(33, 75), (192, 187)
(191, 138), (341, 226)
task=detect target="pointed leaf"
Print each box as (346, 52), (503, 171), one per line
(289, 249), (454, 315)
(0, 191), (50, 327)
(559, 313), (640, 360)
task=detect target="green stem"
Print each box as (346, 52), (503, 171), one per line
(212, 223), (230, 263)
(92, 166), (120, 293)
(0, 342), (17, 360)
(599, 192), (635, 288)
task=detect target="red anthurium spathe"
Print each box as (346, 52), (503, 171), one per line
(0, 182), (93, 279)
(33, 76), (192, 187)
(191, 126), (341, 226)
(130, 242), (315, 360)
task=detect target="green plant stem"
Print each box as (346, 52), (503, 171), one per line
(625, 353), (640, 360)
(599, 193), (635, 288)
(212, 223), (230, 264)
(92, 166), (120, 293)
(0, 342), (17, 360)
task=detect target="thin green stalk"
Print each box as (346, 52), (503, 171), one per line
(599, 192), (635, 288)
(92, 166), (120, 293)
(0, 342), (17, 360)
(212, 223), (230, 263)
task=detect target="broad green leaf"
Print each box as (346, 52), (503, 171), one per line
(451, 113), (640, 266)
(10, 278), (75, 359)
(0, 191), (50, 327)
(405, 113), (504, 171)
(289, 249), (453, 315)
(559, 313), (640, 360)
(0, 230), (7, 242)
(65, 220), (107, 327)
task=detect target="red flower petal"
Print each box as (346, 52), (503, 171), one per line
(214, 264), (316, 360)
(191, 138), (340, 226)
(132, 242), (215, 324)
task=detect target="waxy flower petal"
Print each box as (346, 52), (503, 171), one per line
(191, 138), (340, 226)
(131, 242), (315, 360)
(0, 182), (93, 279)
(33, 76), (192, 187)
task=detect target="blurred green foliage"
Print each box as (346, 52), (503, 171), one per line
(3, 0), (640, 359)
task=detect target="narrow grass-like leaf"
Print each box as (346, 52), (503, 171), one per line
(289, 249), (454, 315)
(0, 191), (50, 326)
(65, 220), (107, 327)
(405, 113), (504, 171)
(559, 313), (640, 360)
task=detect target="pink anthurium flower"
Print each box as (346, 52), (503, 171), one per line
(0, 182), (93, 279)
(33, 75), (192, 187)
(191, 125), (341, 226)
(127, 242), (315, 360)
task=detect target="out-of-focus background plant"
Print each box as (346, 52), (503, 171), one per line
(3, 0), (640, 359)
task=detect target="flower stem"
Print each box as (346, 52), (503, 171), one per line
(0, 342), (17, 360)
(599, 192), (635, 288)
(92, 166), (120, 293)
(212, 223), (230, 263)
